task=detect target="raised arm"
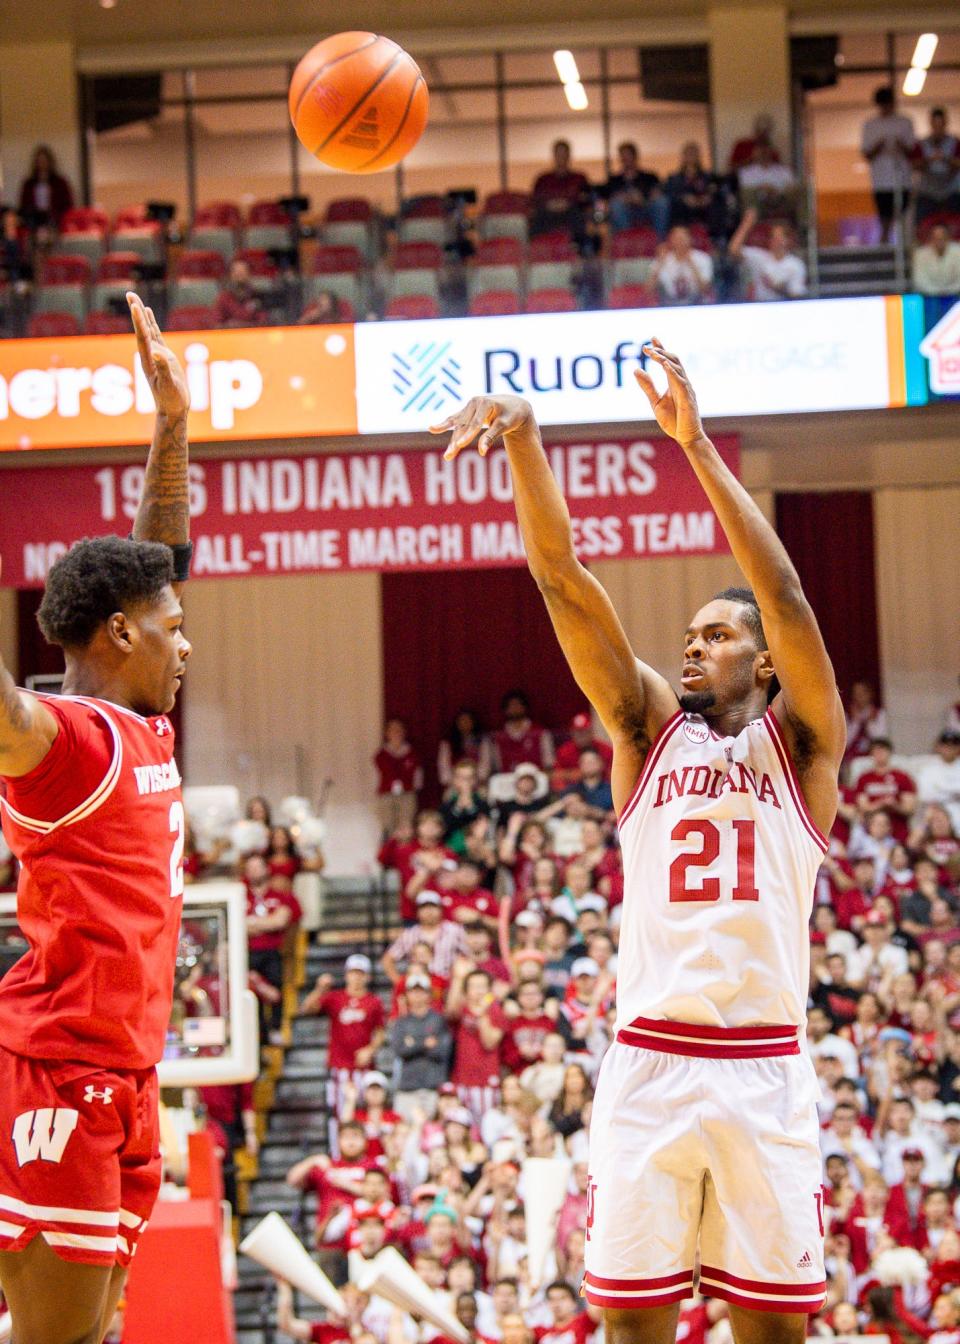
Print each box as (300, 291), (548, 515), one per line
(127, 294), (191, 590)
(430, 399), (679, 814)
(635, 340), (845, 834)
(0, 558), (58, 777)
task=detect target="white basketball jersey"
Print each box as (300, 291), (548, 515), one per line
(616, 707), (827, 1030)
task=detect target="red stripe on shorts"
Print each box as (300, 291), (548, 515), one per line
(616, 1019), (800, 1059)
(584, 1270), (694, 1291)
(699, 1265), (826, 1314)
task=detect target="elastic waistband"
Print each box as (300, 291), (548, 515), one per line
(616, 1016), (800, 1059)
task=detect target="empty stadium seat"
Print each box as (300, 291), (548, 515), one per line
(247, 200), (289, 225)
(606, 283), (658, 309)
(97, 251), (142, 281)
(28, 312), (80, 339)
(42, 255), (92, 285)
(194, 201), (243, 229)
(33, 285), (87, 323)
(322, 198), (378, 262)
(479, 191), (531, 244)
(312, 245), (364, 275)
(189, 203), (242, 263)
(385, 295), (441, 320)
(398, 216), (447, 246)
(58, 209), (109, 266)
(688, 222), (713, 252)
(307, 246), (366, 312)
(113, 204), (149, 229)
(611, 226), (660, 259)
(526, 233), (576, 291)
(89, 281), (137, 314)
(241, 223), (290, 252)
(168, 277), (221, 309)
(166, 305), (219, 331)
(84, 312), (131, 334)
(524, 287), (577, 313)
(468, 290), (522, 317)
(387, 241), (444, 303)
(468, 237), (523, 300)
(110, 223), (164, 265)
(175, 249), (227, 280)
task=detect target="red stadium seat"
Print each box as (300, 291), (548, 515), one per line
(393, 242), (444, 271)
(113, 204), (149, 230)
(175, 250), (227, 279)
(41, 255), (92, 285)
(403, 196), (447, 219)
(610, 227), (660, 259)
(385, 295), (441, 320)
(233, 248), (279, 278)
(97, 251), (142, 281)
(528, 232), (578, 262)
(469, 290), (522, 317)
(247, 200), (288, 226)
(166, 305), (219, 331)
(606, 284), (658, 309)
(524, 287), (577, 313)
(326, 198), (374, 222)
(193, 201), (242, 229)
(475, 238), (524, 266)
(311, 245), (365, 275)
(484, 191), (531, 215)
(688, 222), (713, 252)
(744, 220), (773, 248)
(27, 312), (80, 338)
(84, 312), (131, 335)
(60, 207), (109, 235)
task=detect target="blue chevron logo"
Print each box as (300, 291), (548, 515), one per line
(390, 339), (463, 415)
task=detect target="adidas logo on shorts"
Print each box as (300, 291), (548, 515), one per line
(797, 1250), (813, 1269)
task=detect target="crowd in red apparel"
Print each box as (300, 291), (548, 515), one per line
(262, 680), (960, 1342)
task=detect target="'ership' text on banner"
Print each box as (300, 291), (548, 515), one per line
(1, 436), (738, 586)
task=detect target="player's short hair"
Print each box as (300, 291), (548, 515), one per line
(37, 536), (175, 649)
(712, 586), (781, 703)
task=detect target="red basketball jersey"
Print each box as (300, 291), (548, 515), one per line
(0, 694), (184, 1070)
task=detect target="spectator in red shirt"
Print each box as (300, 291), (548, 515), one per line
(845, 680), (889, 766)
(885, 1149), (930, 1250)
(530, 140), (592, 247)
(214, 258), (268, 328)
(276, 1280), (364, 1344)
(18, 145), (74, 231)
(502, 979), (558, 1073)
(375, 718), (423, 838)
(534, 1281), (600, 1344)
(550, 713), (613, 793)
(729, 113), (781, 171)
(448, 965), (507, 1121)
(285, 1119), (382, 1250)
(245, 853), (302, 1040)
(299, 954), (386, 1120)
(266, 823), (324, 891)
(380, 810), (458, 924)
(857, 739), (918, 843)
(438, 861), (499, 927)
(492, 692), (555, 775)
(342, 1070), (402, 1159)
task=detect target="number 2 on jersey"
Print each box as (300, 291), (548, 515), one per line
(169, 799), (186, 899)
(669, 818), (758, 903)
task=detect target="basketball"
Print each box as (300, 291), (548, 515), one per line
(289, 31), (429, 174)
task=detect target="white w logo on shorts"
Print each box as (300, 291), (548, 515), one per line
(12, 1108), (79, 1167)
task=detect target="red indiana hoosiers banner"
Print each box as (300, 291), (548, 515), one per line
(0, 434), (738, 586)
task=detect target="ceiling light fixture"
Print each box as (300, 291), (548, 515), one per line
(902, 65), (927, 96)
(553, 50), (581, 85)
(910, 33), (938, 70)
(564, 81), (589, 111)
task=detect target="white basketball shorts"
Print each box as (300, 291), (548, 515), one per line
(583, 1018), (826, 1315)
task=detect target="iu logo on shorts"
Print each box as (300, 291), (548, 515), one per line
(12, 1108), (79, 1167)
(586, 1177), (597, 1242)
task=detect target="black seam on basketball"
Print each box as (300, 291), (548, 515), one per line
(359, 74), (424, 170)
(313, 51), (405, 155)
(292, 34), (382, 123)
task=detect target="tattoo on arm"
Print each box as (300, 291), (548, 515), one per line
(0, 666), (31, 741)
(132, 414), (190, 547)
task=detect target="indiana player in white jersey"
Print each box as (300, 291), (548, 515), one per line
(432, 341), (845, 1344)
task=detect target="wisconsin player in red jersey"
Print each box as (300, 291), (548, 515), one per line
(433, 341), (846, 1344)
(0, 295), (192, 1344)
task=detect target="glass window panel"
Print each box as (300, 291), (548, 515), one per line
(835, 33), (888, 68)
(193, 97), (292, 215)
(504, 47), (600, 83)
(417, 51), (497, 88)
(504, 83), (604, 193)
(89, 80), (189, 220)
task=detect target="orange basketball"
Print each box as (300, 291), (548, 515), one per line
(289, 31), (429, 174)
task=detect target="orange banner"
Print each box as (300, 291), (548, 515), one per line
(0, 325), (357, 451)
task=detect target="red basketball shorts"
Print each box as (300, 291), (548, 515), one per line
(0, 1045), (161, 1268)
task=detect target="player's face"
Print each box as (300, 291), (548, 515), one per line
(126, 585), (191, 715)
(679, 599), (769, 718)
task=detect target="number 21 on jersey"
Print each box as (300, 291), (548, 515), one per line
(669, 818), (758, 903)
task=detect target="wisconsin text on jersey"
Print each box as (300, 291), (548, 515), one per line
(133, 759), (182, 796)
